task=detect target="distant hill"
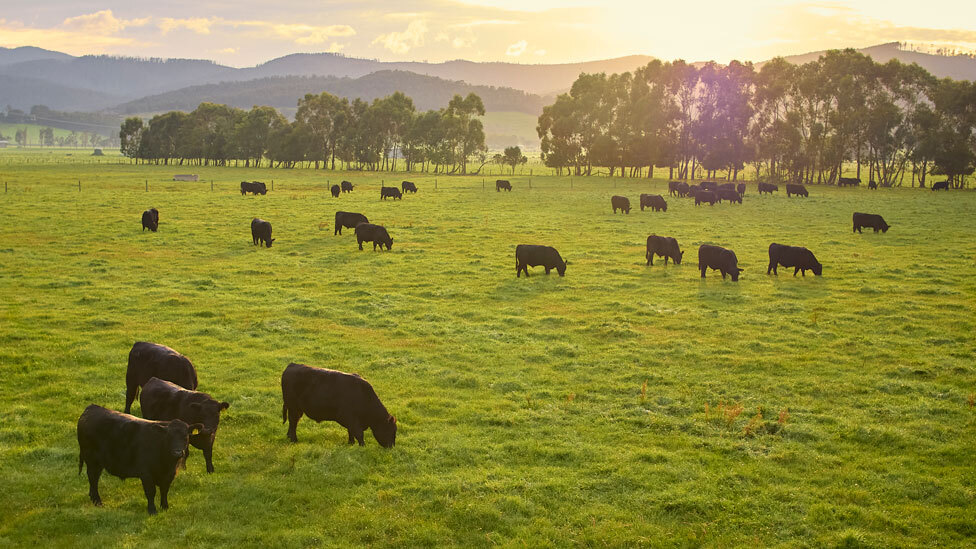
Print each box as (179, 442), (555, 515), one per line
(0, 74), (123, 112)
(778, 42), (976, 81)
(0, 46), (72, 66)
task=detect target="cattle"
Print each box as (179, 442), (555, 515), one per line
(611, 195), (632, 214)
(496, 180), (512, 192)
(767, 243), (822, 276)
(853, 212), (890, 233)
(687, 184), (700, 197)
(281, 363), (396, 447)
(786, 184), (809, 197)
(717, 183), (735, 192)
(380, 187), (402, 200)
(645, 235), (683, 266)
(838, 177), (860, 187)
(77, 404), (202, 515)
(932, 180), (950, 191)
(736, 183), (746, 196)
(341, 181), (354, 193)
(677, 182), (690, 197)
(125, 342), (198, 415)
(401, 181), (418, 193)
(717, 189), (742, 204)
(141, 208), (159, 232)
(140, 378), (229, 473)
(355, 223), (393, 251)
(334, 211), (368, 236)
(240, 181), (267, 195)
(695, 190), (717, 206)
(640, 194), (667, 212)
(868, 180), (878, 190)
(516, 244), (566, 277)
(668, 181), (683, 196)
(698, 244), (743, 281)
(330, 184), (340, 198)
(251, 218), (274, 247)
(699, 181), (717, 192)
(757, 182), (779, 195)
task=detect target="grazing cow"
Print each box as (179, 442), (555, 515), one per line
(330, 185), (340, 198)
(640, 194), (667, 212)
(786, 184), (809, 197)
(355, 223), (393, 251)
(717, 189), (742, 204)
(401, 181), (418, 193)
(758, 182), (779, 195)
(717, 183), (735, 192)
(687, 184), (700, 198)
(868, 180), (878, 190)
(767, 243), (822, 276)
(380, 187), (402, 200)
(677, 182), (690, 197)
(281, 363), (396, 447)
(141, 208), (159, 232)
(698, 244), (743, 281)
(931, 180), (950, 191)
(77, 404), (202, 515)
(838, 177), (860, 187)
(699, 181), (718, 192)
(736, 183), (746, 196)
(515, 244), (566, 277)
(341, 181), (354, 193)
(646, 235), (683, 266)
(140, 378), (229, 473)
(853, 212), (890, 233)
(251, 218), (274, 247)
(125, 342), (198, 415)
(695, 190), (717, 206)
(334, 211), (368, 236)
(611, 195), (632, 214)
(668, 181), (683, 196)
(240, 181), (267, 195)
(496, 180), (512, 192)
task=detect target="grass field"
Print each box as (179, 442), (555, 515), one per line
(0, 153), (974, 547)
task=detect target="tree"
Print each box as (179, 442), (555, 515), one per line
(120, 117), (144, 159)
(14, 128), (27, 147)
(40, 127), (55, 147)
(502, 146), (527, 174)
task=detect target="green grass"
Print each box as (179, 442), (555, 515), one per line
(483, 111), (541, 152)
(1, 152), (974, 547)
(0, 123), (94, 145)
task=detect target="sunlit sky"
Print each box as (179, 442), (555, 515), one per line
(2, 0), (975, 66)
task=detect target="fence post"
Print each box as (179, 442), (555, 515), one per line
(78, 180), (81, 192)
(145, 180), (148, 192)
(435, 178), (437, 190)
(529, 178), (531, 189)
(4, 182), (6, 192)
(271, 180), (274, 191)
(483, 178), (485, 190)
(211, 180), (214, 192)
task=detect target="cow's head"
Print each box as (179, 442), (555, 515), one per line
(557, 260), (567, 276)
(160, 419), (205, 459)
(187, 400), (230, 439)
(881, 223), (890, 233)
(267, 238), (276, 247)
(674, 250), (684, 265)
(730, 267), (743, 282)
(812, 262), (823, 276)
(373, 415), (397, 448)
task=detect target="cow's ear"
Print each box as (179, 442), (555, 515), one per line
(220, 402), (230, 411)
(388, 415), (396, 424)
(271, 238), (276, 242)
(189, 423), (205, 436)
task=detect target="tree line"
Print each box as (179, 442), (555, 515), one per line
(120, 92), (489, 174)
(536, 49), (976, 187)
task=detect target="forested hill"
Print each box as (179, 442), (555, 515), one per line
(114, 71), (547, 115)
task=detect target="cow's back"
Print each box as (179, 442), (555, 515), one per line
(128, 342), (198, 390)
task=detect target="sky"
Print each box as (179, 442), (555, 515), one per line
(1, 1), (976, 67)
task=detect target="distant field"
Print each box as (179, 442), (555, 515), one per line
(0, 154), (974, 546)
(483, 111), (541, 152)
(0, 123), (101, 145)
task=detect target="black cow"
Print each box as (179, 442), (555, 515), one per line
(668, 181), (683, 196)
(758, 182), (778, 195)
(699, 181), (717, 191)
(334, 211), (368, 236)
(380, 187), (402, 200)
(140, 378), (229, 473)
(77, 404), (202, 515)
(640, 194), (667, 212)
(695, 190), (717, 206)
(698, 244), (743, 281)
(717, 189), (742, 204)
(646, 235), (683, 266)
(736, 183), (746, 196)
(241, 181), (267, 195)
(717, 183), (735, 192)
(786, 184), (808, 197)
(868, 180), (878, 190)
(677, 182), (690, 197)
(141, 208), (159, 232)
(125, 342), (198, 414)
(767, 243), (822, 276)
(687, 184), (700, 197)
(931, 180), (950, 191)
(330, 184), (341, 198)
(355, 223), (393, 251)
(341, 181), (354, 193)
(401, 181), (418, 193)
(838, 177), (860, 187)
(515, 244), (566, 277)
(853, 212), (890, 233)
(281, 363), (396, 447)
(251, 218), (274, 247)
(496, 180), (512, 192)
(611, 195), (631, 214)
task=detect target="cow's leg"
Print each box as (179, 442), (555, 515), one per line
(286, 409), (303, 442)
(347, 429), (356, 445)
(545, 267), (551, 274)
(159, 479), (171, 510)
(141, 477), (157, 515)
(646, 253), (652, 266)
(373, 242), (378, 251)
(358, 239), (364, 251)
(124, 383), (138, 414)
(353, 428), (366, 446)
(86, 463), (103, 506)
(794, 267), (800, 276)
(664, 255), (669, 265)
(203, 444), (215, 474)
(700, 266), (706, 278)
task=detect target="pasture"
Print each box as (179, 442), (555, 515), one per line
(0, 154), (974, 547)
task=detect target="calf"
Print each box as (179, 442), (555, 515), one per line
(251, 218), (274, 247)
(786, 184), (808, 197)
(758, 182), (778, 195)
(281, 363), (396, 447)
(330, 184), (340, 198)
(646, 235), (683, 266)
(496, 180), (512, 192)
(140, 378), (229, 473)
(767, 243), (822, 276)
(125, 342), (198, 414)
(698, 244), (743, 281)
(240, 181), (267, 195)
(853, 212), (890, 233)
(868, 180), (878, 190)
(931, 180), (950, 191)
(736, 183), (746, 196)
(611, 195), (631, 214)
(334, 211), (368, 236)
(401, 181), (418, 193)
(355, 223), (393, 250)
(341, 181), (354, 193)
(695, 190), (717, 206)
(640, 194), (667, 212)
(141, 208), (159, 232)
(77, 404), (202, 515)
(838, 177), (860, 187)
(380, 187), (402, 200)
(516, 244), (566, 277)
(717, 189), (742, 204)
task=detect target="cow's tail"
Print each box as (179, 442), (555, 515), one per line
(282, 403), (287, 424)
(78, 452), (84, 475)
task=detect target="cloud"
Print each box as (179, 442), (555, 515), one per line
(217, 47), (237, 54)
(159, 17), (217, 35)
(451, 19), (519, 29)
(373, 20), (428, 54)
(265, 23), (356, 45)
(0, 17), (142, 53)
(534, 49), (546, 56)
(505, 39), (527, 56)
(61, 10), (149, 34)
